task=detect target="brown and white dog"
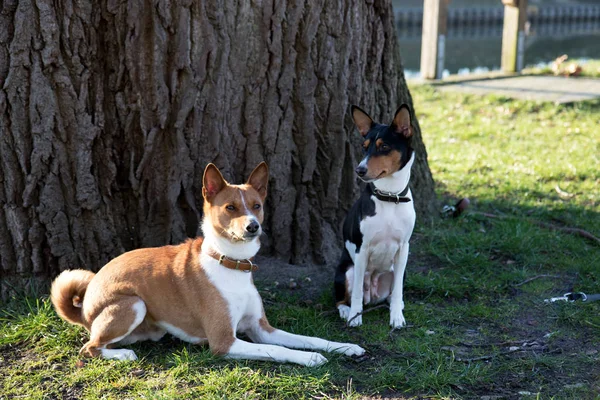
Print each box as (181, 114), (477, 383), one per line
(51, 162), (364, 366)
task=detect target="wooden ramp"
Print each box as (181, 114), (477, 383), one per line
(437, 75), (600, 104)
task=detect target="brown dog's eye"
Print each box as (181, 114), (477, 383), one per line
(253, 204), (261, 210)
(380, 144), (390, 151)
(226, 205), (235, 211)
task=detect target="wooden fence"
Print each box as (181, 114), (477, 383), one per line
(396, 1), (600, 78)
(396, 4), (600, 27)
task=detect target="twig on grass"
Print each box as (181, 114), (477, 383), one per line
(455, 354), (496, 362)
(471, 211), (600, 247)
(451, 345), (550, 362)
(444, 335), (555, 363)
(555, 185), (575, 199)
(514, 274), (562, 287)
(345, 304), (389, 327)
(319, 309), (339, 316)
(533, 220), (600, 246)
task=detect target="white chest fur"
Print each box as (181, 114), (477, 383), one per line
(356, 153), (416, 272)
(200, 253), (264, 332)
(347, 195), (415, 272)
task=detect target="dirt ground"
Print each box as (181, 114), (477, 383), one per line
(253, 232), (436, 300)
(252, 254), (335, 300)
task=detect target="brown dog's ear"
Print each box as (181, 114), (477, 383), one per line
(351, 105), (374, 137)
(202, 164), (227, 201)
(246, 162), (269, 200)
(392, 104), (413, 138)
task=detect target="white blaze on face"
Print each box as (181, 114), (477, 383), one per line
(239, 189), (259, 232)
(358, 157), (369, 171)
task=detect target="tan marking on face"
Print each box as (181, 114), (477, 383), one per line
(203, 185), (264, 242)
(363, 139), (371, 149)
(202, 162), (268, 242)
(365, 150), (402, 180)
(375, 138), (384, 150)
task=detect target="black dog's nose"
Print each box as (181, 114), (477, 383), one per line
(355, 165), (367, 177)
(246, 220), (259, 234)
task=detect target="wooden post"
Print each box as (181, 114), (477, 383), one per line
(501, 0), (528, 73)
(420, 0), (449, 79)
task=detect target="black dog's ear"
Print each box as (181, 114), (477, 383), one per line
(351, 105), (374, 137)
(392, 104), (413, 138)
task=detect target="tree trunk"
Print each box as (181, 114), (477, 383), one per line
(0, 0), (436, 296)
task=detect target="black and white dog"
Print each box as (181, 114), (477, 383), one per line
(334, 105), (416, 328)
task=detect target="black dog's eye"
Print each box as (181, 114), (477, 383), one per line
(380, 144), (390, 151)
(253, 204), (261, 210)
(226, 205), (236, 211)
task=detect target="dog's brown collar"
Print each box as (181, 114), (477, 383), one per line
(205, 249), (258, 272)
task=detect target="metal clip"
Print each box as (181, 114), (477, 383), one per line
(544, 292), (587, 303)
(441, 204), (456, 218)
(218, 254), (226, 264)
(245, 259), (254, 273)
(544, 295), (570, 303)
(567, 292), (587, 302)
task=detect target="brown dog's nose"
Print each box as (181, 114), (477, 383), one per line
(355, 165), (367, 177)
(246, 220), (259, 234)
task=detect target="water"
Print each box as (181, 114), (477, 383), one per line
(395, 8), (600, 78)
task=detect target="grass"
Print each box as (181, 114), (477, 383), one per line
(2, 84), (600, 399)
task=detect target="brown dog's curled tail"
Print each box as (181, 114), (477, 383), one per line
(50, 270), (95, 327)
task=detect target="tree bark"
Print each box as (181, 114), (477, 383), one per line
(0, 0), (436, 295)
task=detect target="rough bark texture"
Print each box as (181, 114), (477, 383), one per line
(0, 0), (437, 296)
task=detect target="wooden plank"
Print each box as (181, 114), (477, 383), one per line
(420, 0), (449, 79)
(501, 0), (528, 73)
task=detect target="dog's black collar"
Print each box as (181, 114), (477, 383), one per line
(369, 183), (411, 204)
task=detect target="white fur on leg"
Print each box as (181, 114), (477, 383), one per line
(248, 328), (365, 357)
(390, 243), (409, 329)
(225, 339), (327, 367)
(338, 304), (350, 320)
(100, 348), (138, 361)
(105, 300), (147, 345)
(389, 303), (406, 329)
(348, 251), (368, 327)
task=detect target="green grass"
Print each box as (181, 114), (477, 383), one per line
(2, 85), (599, 399)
